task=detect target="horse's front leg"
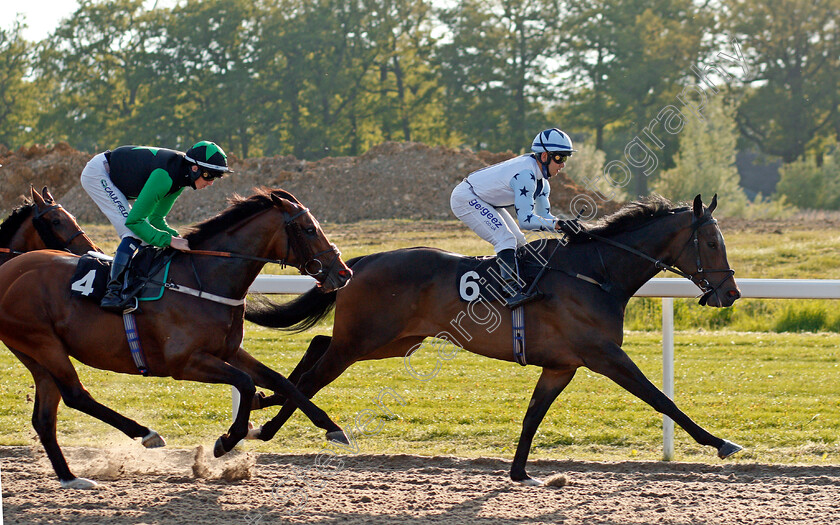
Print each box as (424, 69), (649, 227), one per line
(228, 347), (347, 444)
(511, 367), (577, 485)
(250, 335), (333, 410)
(176, 352), (255, 457)
(585, 342), (742, 458)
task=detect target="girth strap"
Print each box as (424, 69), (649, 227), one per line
(122, 312), (150, 376)
(162, 282), (245, 307)
(512, 306), (526, 366)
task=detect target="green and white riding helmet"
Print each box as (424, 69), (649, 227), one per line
(184, 140), (233, 186)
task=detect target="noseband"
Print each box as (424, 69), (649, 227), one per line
(31, 203), (87, 252)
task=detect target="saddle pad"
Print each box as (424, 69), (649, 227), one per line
(123, 246), (174, 302)
(455, 255), (539, 303)
(69, 254), (110, 302)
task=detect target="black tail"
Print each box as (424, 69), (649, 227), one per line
(245, 288), (337, 332)
(244, 256), (364, 332)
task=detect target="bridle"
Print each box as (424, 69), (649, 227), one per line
(1, 203), (88, 256)
(282, 207), (343, 280)
(185, 206), (343, 283)
(582, 214), (735, 305)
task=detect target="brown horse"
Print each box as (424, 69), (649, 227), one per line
(0, 188), (352, 489)
(0, 186), (99, 264)
(244, 194), (743, 484)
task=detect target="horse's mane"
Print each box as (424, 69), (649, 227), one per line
(184, 187), (299, 245)
(0, 202), (34, 247)
(577, 194), (688, 240)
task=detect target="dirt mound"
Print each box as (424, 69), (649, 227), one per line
(1, 142), (621, 223)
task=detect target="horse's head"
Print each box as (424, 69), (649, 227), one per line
(673, 194), (741, 307)
(28, 186), (100, 254)
(269, 191), (353, 292)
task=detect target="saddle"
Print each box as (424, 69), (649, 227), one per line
(70, 247), (175, 307)
(454, 252), (542, 303)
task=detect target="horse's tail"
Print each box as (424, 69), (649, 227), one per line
(244, 256), (364, 332)
(245, 288), (337, 332)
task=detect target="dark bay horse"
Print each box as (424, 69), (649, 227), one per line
(0, 186), (99, 264)
(0, 188), (352, 489)
(245, 194), (743, 485)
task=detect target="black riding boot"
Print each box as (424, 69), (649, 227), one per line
(497, 249), (540, 309)
(100, 237), (139, 313)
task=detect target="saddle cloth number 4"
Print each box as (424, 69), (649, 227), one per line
(72, 269), (97, 296)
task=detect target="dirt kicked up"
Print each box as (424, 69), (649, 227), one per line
(2, 446), (839, 524)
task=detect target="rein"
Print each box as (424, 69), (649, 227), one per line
(175, 205), (342, 306)
(582, 215), (735, 305)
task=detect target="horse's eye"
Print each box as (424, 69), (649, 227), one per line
(305, 227), (317, 235)
(707, 242), (717, 249)
(52, 219), (61, 226)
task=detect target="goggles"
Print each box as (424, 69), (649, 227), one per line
(200, 170), (224, 181)
(550, 153), (570, 164)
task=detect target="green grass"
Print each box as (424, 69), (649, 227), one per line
(1, 220), (839, 464)
(1, 325), (838, 464)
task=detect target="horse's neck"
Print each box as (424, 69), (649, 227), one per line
(597, 212), (692, 299)
(185, 223), (278, 299)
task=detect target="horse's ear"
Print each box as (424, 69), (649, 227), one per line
(30, 185), (46, 207)
(708, 193), (718, 214)
(270, 192), (293, 211)
(42, 186), (55, 204)
(693, 194), (703, 218)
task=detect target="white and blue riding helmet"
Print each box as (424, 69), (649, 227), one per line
(531, 128), (577, 156)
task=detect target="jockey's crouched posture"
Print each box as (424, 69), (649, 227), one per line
(450, 128), (581, 309)
(80, 141), (232, 312)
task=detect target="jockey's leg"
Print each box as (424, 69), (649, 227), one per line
(100, 236), (140, 312)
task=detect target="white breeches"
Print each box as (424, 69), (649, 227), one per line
(450, 181), (526, 254)
(79, 153), (136, 240)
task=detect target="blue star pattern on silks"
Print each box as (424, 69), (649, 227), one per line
(509, 168), (558, 231)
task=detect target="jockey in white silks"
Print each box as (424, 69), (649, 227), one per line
(450, 128), (581, 308)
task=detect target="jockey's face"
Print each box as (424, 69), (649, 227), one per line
(542, 152), (568, 177)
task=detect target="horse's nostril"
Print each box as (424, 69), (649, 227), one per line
(728, 290), (741, 298)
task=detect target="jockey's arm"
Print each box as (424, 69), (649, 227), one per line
(510, 171), (557, 231)
(125, 169), (181, 247)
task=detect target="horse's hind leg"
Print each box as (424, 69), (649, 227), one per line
(586, 342), (741, 458)
(174, 351), (256, 457)
(22, 347), (159, 446)
(228, 346), (344, 442)
(511, 367), (577, 485)
(251, 334), (332, 410)
(258, 336), (425, 442)
(9, 349), (146, 489)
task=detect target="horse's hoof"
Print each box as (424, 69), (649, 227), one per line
(214, 437), (228, 458)
(326, 430), (349, 444)
(141, 430), (166, 448)
(514, 476), (543, 486)
(246, 424), (262, 440)
(60, 477), (98, 489)
(718, 439), (743, 459)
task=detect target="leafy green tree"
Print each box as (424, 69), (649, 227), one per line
(35, 0), (163, 151)
(557, 0), (709, 195)
(775, 143), (840, 209)
(0, 19), (44, 149)
(651, 95), (749, 216)
(722, 0), (840, 162)
(435, 0), (558, 152)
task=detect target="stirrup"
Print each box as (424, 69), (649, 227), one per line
(504, 290), (544, 309)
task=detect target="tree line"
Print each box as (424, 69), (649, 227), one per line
(1, 0), (839, 207)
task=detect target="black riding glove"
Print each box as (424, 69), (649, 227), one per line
(555, 218), (587, 241)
